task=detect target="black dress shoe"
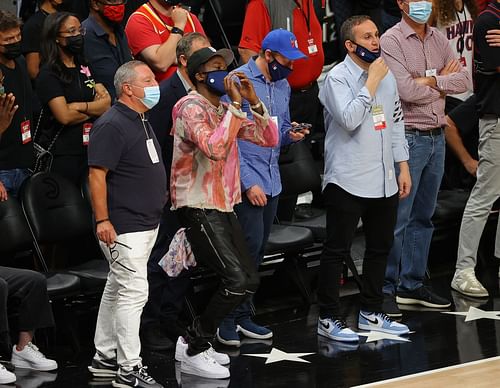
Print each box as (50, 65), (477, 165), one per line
(140, 325), (174, 351)
(382, 293), (402, 318)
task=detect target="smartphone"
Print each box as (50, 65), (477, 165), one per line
(228, 71), (241, 88)
(292, 123), (312, 132)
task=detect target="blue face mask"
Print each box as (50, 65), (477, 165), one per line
(268, 58), (293, 82)
(140, 85), (160, 109)
(204, 70), (228, 96)
(406, 1), (433, 24)
(353, 42), (380, 63)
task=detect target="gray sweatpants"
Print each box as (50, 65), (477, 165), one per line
(456, 116), (500, 270)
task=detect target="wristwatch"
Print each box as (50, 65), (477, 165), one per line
(170, 27), (184, 36)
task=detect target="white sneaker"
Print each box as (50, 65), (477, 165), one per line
(175, 337), (230, 365)
(0, 364), (16, 384)
(11, 342), (58, 371)
(180, 350), (230, 379)
(451, 268), (489, 298)
(317, 318), (359, 342)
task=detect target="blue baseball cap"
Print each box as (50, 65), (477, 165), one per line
(261, 29), (307, 60)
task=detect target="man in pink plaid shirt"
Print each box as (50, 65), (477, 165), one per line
(380, 0), (471, 317)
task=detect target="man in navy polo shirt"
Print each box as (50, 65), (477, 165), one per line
(87, 60), (166, 388)
(83, 0), (132, 100)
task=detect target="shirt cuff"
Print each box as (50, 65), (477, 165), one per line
(241, 174), (261, 192)
(434, 75), (447, 92)
(250, 101), (270, 120)
(393, 144), (410, 163)
(228, 103), (247, 119)
(359, 86), (374, 106)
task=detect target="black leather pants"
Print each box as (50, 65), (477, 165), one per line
(176, 207), (260, 355)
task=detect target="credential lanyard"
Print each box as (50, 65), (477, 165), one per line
(293, 0), (311, 33)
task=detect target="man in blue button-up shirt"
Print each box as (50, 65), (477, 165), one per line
(317, 16), (411, 343)
(217, 29), (309, 347)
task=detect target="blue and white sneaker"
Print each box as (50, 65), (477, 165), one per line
(317, 318), (359, 342)
(358, 311), (409, 335)
(237, 318), (273, 340)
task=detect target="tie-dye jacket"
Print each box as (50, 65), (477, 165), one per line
(170, 92), (279, 212)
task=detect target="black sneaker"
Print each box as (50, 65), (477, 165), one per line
(0, 359), (14, 373)
(88, 358), (118, 378)
(382, 293), (402, 318)
(396, 286), (451, 308)
(112, 365), (163, 388)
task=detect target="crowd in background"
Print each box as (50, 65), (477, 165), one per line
(0, 1), (499, 387)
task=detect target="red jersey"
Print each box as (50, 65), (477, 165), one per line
(476, 0), (489, 12)
(239, 0), (324, 90)
(125, 3), (205, 81)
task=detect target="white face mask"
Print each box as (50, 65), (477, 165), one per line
(137, 85), (161, 109)
(405, 1), (433, 24)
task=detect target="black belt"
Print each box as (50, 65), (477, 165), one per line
(405, 127), (444, 136)
(292, 81), (316, 93)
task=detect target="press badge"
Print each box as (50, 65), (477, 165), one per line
(307, 37), (318, 55)
(20, 120), (32, 144)
(146, 139), (159, 164)
(425, 69), (437, 77)
(372, 105), (386, 131)
(82, 123), (92, 146)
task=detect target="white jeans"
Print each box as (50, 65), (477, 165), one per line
(456, 116), (500, 270)
(93, 228), (158, 371)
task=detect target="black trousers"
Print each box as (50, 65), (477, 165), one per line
(0, 267), (54, 334)
(141, 205), (190, 330)
(318, 184), (398, 318)
(176, 208), (259, 355)
(290, 81), (324, 138)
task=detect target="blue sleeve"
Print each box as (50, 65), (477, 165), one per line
(280, 106), (294, 146)
(238, 140), (262, 192)
(319, 71), (373, 132)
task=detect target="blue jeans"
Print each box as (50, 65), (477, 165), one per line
(224, 194), (279, 322)
(0, 169), (30, 197)
(384, 132), (445, 294)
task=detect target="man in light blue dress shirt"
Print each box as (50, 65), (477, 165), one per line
(317, 15), (411, 342)
(217, 29), (309, 347)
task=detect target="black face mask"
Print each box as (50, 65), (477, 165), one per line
(2, 41), (22, 60)
(50, 0), (64, 10)
(62, 34), (84, 56)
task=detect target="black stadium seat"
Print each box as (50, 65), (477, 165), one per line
(21, 172), (108, 295)
(0, 196), (80, 301)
